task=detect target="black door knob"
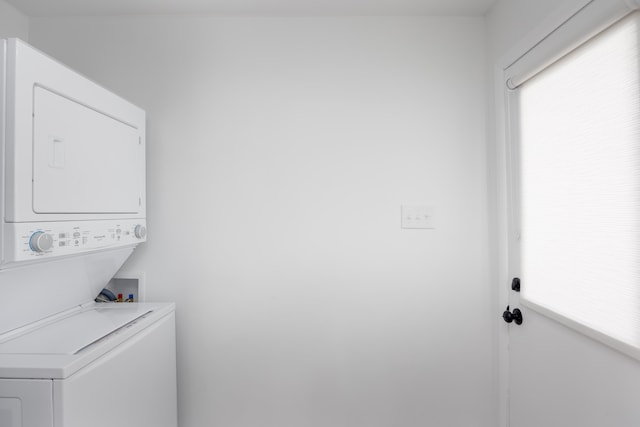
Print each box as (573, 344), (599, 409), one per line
(503, 305), (523, 325)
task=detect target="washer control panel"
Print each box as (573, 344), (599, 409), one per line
(4, 219), (147, 264)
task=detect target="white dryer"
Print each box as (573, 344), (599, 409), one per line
(0, 39), (176, 427)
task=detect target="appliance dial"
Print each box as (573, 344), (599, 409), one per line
(29, 231), (54, 252)
(134, 224), (147, 239)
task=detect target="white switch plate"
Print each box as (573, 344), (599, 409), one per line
(401, 205), (435, 229)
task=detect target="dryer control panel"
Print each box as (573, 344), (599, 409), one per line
(3, 219), (147, 265)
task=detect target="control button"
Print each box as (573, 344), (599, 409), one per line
(29, 232), (54, 253)
(134, 225), (147, 239)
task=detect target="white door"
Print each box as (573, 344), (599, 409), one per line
(503, 3), (640, 426)
(507, 300), (640, 427)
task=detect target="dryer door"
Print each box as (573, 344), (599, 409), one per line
(32, 86), (142, 215)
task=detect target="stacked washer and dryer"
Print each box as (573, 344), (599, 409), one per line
(0, 39), (177, 427)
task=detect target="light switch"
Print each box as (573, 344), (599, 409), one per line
(401, 205), (435, 229)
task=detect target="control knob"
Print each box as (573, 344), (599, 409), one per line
(134, 224), (147, 239)
(29, 231), (54, 253)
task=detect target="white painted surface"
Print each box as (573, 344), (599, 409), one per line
(0, 0), (28, 40)
(29, 15), (492, 427)
(487, 1), (640, 426)
(8, 0), (496, 17)
(485, 0), (562, 63)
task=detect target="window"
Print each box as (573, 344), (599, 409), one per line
(508, 10), (640, 358)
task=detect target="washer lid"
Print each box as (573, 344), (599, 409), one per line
(0, 305), (152, 355)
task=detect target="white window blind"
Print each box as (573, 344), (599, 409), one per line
(514, 11), (640, 358)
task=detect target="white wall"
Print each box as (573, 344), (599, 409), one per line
(29, 16), (493, 427)
(0, 0), (28, 40)
(486, 0), (560, 62)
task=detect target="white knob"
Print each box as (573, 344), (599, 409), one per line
(134, 224), (147, 239)
(30, 231), (53, 252)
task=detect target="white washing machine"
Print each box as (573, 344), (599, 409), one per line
(0, 302), (176, 427)
(0, 39), (177, 427)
